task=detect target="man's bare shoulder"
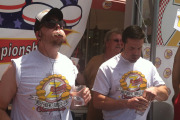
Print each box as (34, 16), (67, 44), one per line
(0, 62), (17, 110)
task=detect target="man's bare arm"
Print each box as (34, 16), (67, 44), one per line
(0, 62), (17, 120)
(93, 91), (149, 111)
(143, 86), (169, 102)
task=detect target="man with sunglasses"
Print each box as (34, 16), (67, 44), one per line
(80, 28), (123, 120)
(0, 8), (91, 120)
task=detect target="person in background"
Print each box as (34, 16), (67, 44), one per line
(172, 46), (180, 120)
(92, 25), (169, 120)
(84, 28), (123, 120)
(0, 8), (91, 120)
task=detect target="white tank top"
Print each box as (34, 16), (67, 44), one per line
(11, 50), (78, 120)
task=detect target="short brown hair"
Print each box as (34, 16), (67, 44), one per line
(122, 25), (145, 44)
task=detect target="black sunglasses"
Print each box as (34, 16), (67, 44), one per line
(42, 20), (66, 29)
(113, 39), (121, 43)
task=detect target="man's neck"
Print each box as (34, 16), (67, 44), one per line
(38, 45), (59, 59)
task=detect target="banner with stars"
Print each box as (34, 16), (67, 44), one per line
(0, 0), (92, 78)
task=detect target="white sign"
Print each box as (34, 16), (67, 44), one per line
(174, 9), (180, 32)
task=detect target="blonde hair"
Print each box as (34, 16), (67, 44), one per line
(104, 28), (123, 44)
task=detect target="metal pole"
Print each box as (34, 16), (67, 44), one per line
(149, 0), (159, 120)
(85, 13), (90, 66)
(149, 0), (154, 21)
(137, 0), (143, 27)
(132, 0), (136, 25)
(150, 0), (159, 65)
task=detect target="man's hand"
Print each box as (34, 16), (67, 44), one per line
(82, 87), (91, 105)
(143, 86), (169, 101)
(143, 87), (157, 102)
(127, 96), (149, 111)
(70, 86), (91, 108)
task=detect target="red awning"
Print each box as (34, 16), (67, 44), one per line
(106, 0), (126, 4)
(91, 0), (125, 12)
(89, 0), (126, 30)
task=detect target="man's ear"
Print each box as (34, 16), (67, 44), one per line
(119, 42), (125, 52)
(35, 31), (41, 40)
